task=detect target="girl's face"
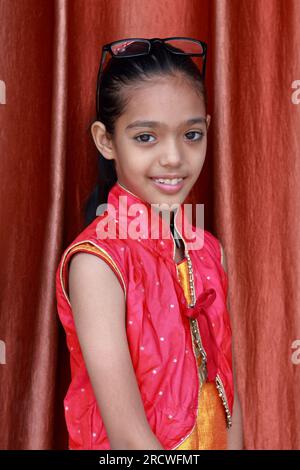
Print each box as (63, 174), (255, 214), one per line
(92, 73), (210, 210)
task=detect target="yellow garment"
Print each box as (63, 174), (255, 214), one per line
(174, 258), (228, 450)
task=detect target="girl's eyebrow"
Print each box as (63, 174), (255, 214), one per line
(125, 117), (206, 130)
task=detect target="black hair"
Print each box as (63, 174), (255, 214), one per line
(84, 42), (207, 226)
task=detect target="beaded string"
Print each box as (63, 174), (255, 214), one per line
(170, 219), (208, 385)
(170, 219), (232, 426)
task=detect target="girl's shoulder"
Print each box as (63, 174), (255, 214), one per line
(56, 215), (128, 299)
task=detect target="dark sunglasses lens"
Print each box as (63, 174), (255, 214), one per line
(111, 40), (150, 56)
(165, 39), (204, 55)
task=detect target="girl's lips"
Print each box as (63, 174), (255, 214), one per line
(150, 177), (185, 194)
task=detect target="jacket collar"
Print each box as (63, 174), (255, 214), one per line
(105, 181), (204, 259)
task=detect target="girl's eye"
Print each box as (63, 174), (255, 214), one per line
(134, 131), (204, 144)
(185, 130), (204, 141)
(134, 134), (156, 143)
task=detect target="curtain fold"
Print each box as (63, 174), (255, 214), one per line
(0, 0), (299, 449)
(212, 0), (300, 450)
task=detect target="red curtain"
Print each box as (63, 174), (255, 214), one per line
(0, 0), (300, 449)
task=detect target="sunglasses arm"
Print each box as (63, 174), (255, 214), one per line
(96, 49), (109, 116)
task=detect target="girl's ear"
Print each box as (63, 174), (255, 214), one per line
(90, 121), (115, 161)
(206, 114), (211, 131)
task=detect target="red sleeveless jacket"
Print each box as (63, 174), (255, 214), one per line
(55, 181), (234, 450)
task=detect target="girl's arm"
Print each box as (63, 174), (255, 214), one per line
(220, 243), (244, 450)
(68, 252), (164, 450)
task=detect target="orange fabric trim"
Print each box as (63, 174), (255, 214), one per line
(62, 242), (125, 299)
(175, 260), (228, 450)
(176, 257), (192, 306)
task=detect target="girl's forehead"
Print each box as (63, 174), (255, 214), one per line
(117, 77), (205, 126)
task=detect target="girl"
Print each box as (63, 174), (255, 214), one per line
(55, 37), (244, 450)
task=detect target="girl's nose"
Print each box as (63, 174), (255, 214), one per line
(159, 142), (183, 167)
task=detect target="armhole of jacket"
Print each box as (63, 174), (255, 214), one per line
(219, 240), (225, 267)
(204, 229), (222, 264)
(218, 240), (230, 313)
(59, 240), (127, 307)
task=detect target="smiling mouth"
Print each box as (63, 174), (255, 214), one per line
(150, 177), (185, 185)
(149, 176), (186, 193)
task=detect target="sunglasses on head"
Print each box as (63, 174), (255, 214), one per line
(96, 37), (207, 117)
